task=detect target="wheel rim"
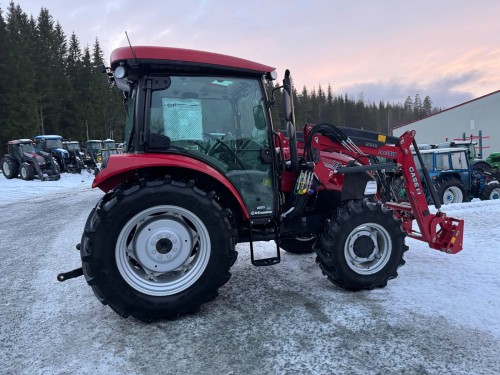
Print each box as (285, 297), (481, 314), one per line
(344, 223), (392, 275)
(116, 205), (211, 296)
(3, 161), (10, 175)
(443, 186), (463, 204)
(20, 166), (26, 179)
(490, 187), (500, 200)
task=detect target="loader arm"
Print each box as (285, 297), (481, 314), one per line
(303, 125), (464, 254)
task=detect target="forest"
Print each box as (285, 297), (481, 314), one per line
(0, 2), (442, 155)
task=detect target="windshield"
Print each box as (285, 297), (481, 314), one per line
(46, 139), (63, 149)
(148, 76), (268, 165)
(65, 143), (80, 151)
(88, 142), (102, 150)
(450, 151), (468, 170)
(20, 143), (36, 153)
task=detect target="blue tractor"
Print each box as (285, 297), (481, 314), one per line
(34, 135), (83, 173)
(393, 146), (500, 204)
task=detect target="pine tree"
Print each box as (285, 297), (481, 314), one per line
(403, 96), (413, 122)
(423, 96), (432, 116)
(34, 7), (68, 135)
(413, 93), (423, 119)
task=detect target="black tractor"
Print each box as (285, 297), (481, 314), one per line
(1, 139), (60, 181)
(61, 140), (85, 173)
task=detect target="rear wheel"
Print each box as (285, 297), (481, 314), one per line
(279, 236), (316, 254)
(480, 182), (500, 200)
(472, 161), (492, 172)
(316, 200), (408, 291)
(1, 157), (19, 179)
(80, 178), (237, 322)
(435, 178), (467, 204)
(20, 163), (35, 180)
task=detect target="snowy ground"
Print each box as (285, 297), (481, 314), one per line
(1, 171), (499, 374)
(0, 170), (96, 207)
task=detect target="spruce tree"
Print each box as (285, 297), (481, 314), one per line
(4, 2), (38, 141)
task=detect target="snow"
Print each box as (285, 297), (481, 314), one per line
(0, 170), (96, 207)
(1, 170), (499, 374)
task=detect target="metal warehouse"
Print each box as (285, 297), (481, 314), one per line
(392, 90), (500, 159)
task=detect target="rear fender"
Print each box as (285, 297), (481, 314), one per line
(92, 153), (250, 220)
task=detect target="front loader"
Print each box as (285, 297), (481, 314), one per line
(58, 46), (464, 322)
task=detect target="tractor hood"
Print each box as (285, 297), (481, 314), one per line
(24, 152), (46, 165)
(52, 147), (70, 157)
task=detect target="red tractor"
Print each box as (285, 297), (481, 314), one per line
(2, 139), (60, 181)
(58, 46), (464, 322)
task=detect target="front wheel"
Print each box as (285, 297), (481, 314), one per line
(316, 200), (408, 291)
(20, 163), (35, 180)
(80, 178), (237, 322)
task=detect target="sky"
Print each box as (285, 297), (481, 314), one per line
(3, 1), (500, 109)
(1, 170), (499, 373)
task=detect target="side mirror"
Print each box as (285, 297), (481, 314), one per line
(282, 70), (298, 171)
(282, 70), (294, 122)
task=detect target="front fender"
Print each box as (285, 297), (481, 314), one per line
(92, 153), (250, 219)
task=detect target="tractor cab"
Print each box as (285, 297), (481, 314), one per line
(103, 139), (117, 149)
(100, 47), (279, 219)
(83, 140), (103, 167)
(34, 135), (67, 157)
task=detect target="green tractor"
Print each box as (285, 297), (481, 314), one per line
(486, 152), (500, 169)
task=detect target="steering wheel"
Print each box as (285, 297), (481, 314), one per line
(206, 136), (245, 170)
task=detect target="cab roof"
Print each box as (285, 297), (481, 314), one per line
(34, 135), (63, 140)
(8, 139), (33, 145)
(417, 147), (468, 154)
(110, 46), (275, 76)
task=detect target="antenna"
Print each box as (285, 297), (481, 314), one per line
(125, 31), (138, 65)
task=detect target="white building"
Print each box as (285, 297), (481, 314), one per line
(392, 90), (500, 159)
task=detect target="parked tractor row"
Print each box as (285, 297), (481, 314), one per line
(1, 137), (123, 181)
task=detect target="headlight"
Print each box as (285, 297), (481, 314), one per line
(114, 65), (127, 79)
(364, 180), (377, 195)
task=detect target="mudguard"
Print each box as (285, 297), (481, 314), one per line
(92, 153), (250, 219)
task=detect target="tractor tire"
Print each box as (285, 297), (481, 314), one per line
(316, 199), (408, 291)
(1, 157), (19, 179)
(20, 163), (35, 180)
(472, 161), (492, 173)
(80, 177), (237, 322)
(480, 182), (500, 200)
(279, 236), (316, 254)
(435, 178), (468, 204)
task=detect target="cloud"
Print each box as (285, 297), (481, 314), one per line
(334, 71), (483, 109)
